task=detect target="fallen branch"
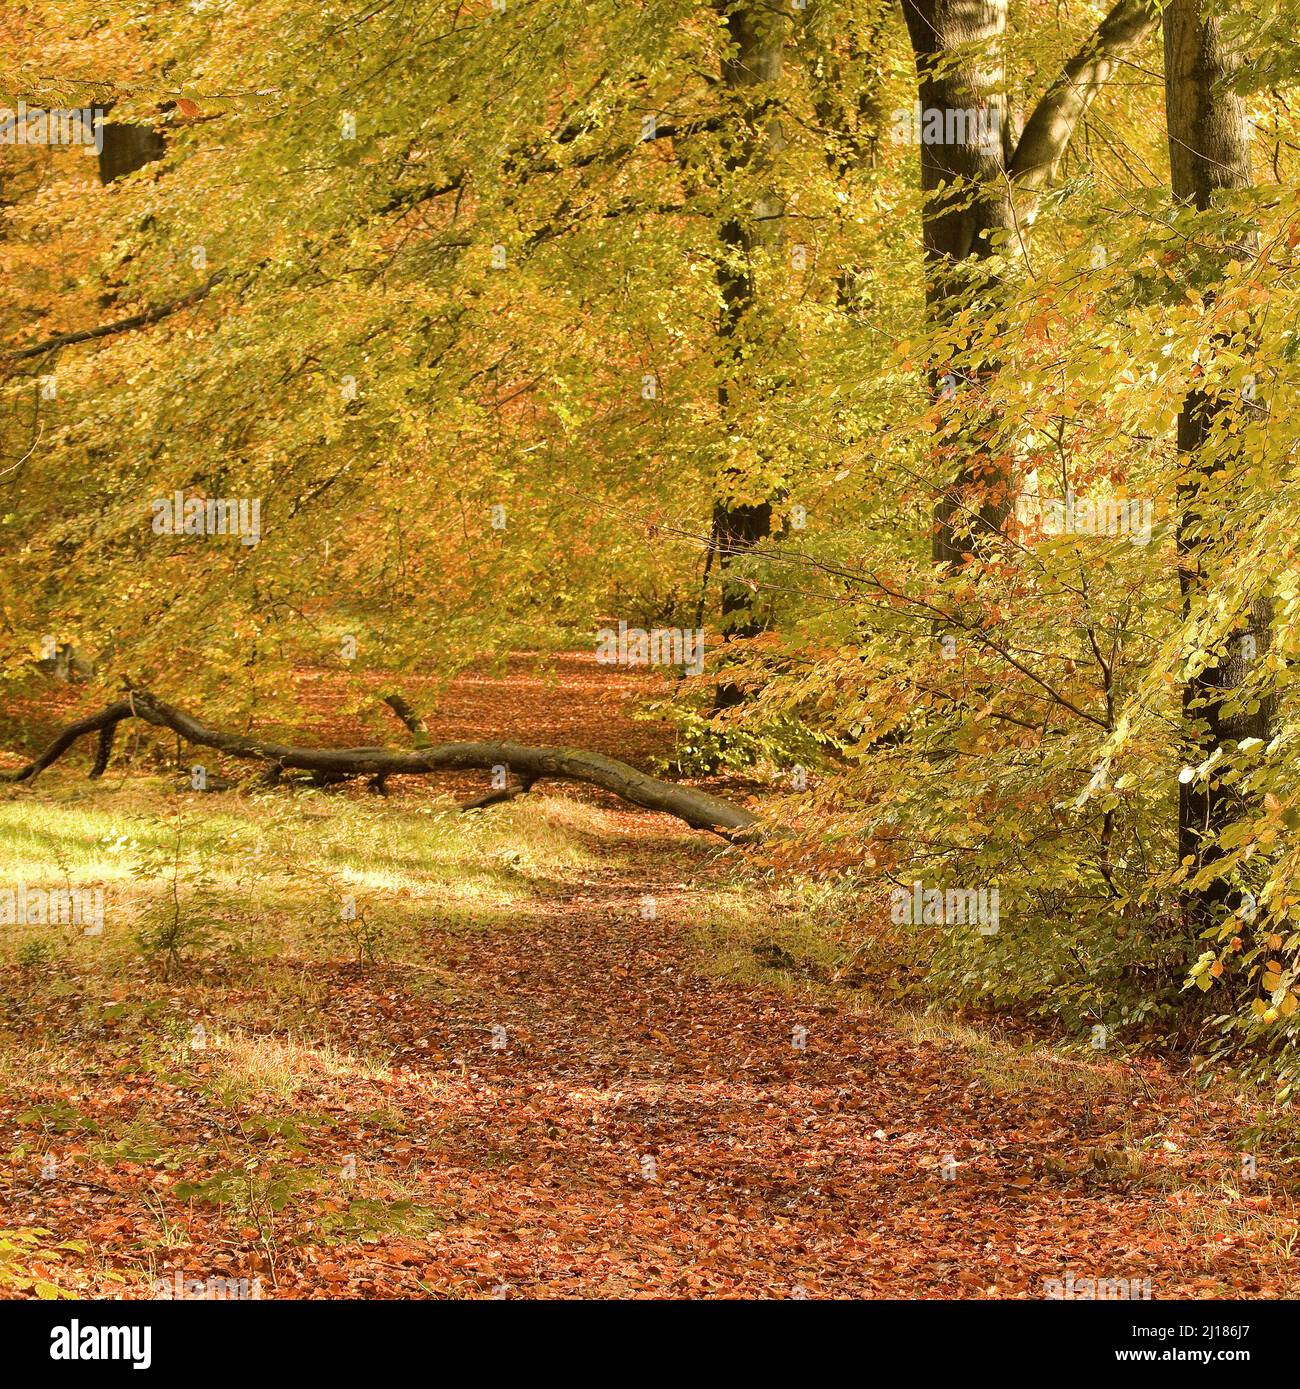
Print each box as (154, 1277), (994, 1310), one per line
(4, 700), (134, 782)
(2, 687), (760, 838)
(460, 775), (536, 811)
(387, 688), (532, 807)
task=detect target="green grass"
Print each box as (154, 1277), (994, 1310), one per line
(0, 774), (603, 980)
(0, 772), (605, 1294)
(3, 765), (1297, 1297)
(0, 773), (614, 1121)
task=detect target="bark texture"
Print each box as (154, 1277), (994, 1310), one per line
(710, 0), (788, 702)
(899, 0), (1159, 565)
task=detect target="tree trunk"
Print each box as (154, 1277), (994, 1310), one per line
(900, 0), (1016, 568)
(900, 0), (1159, 567)
(4, 689), (760, 839)
(710, 0), (787, 709)
(98, 123), (166, 184)
(1163, 0), (1273, 925)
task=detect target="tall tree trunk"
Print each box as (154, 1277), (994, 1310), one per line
(710, 0), (787, 709)
(900, 0), (1160, 566)
(98, 122), (166, 184)
(1163, 0), (1273, 926)
(900, 0), (1016, 567)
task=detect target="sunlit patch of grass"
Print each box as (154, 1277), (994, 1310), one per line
(0, 780), (254, 869)
(688, 878), (877, 1003)
(1158, 1182), (1300, 1291)
(0, 780), (630, 1130)
(890, 1012), (1121, 1100)
(0, 775), (609, 978)
(312, 791), (600, 876)
(0, 765), (707, 1293)
(204, 1030), (392, 1107)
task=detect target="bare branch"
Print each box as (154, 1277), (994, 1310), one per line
(1010, 0), (1161, 191)
(4, 271), (228, 363)
(4, 687), (760, 839)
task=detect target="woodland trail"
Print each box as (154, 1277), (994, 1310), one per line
(4, 656), (1294, 1298)
(302, 819), (1288, 1298)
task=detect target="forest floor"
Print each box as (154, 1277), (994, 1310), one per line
(1, 654), (1298, 1298)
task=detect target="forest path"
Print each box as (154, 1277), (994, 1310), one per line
(3, 654), (1289, 1298)
(335, 810), (1283, 1299)
(286, 654), (1291, 1297)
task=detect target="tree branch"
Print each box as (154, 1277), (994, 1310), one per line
(1010, 0), (1162, 192)
(4, 687), (760, 839)
(381, 692), (432, 745)
(4, 271), (228, 363)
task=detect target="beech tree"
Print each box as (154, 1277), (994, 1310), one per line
(898, 0), (1160, 565)
(1163, 0), (1274, 926)
(4, 0), (1300, 1083)
(708, 0), (787, 672)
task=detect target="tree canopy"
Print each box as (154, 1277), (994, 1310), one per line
(4, 0), (1300, 1087)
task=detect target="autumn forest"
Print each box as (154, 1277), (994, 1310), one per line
(0, 0), (1299, 1350)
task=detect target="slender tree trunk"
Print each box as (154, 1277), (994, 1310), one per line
(1163, 0), (1273, 925)
(710, 0), (787, 709)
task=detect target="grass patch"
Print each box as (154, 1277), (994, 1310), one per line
(204, 1031), (392, 1108)
(0, 776), (604, 981)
